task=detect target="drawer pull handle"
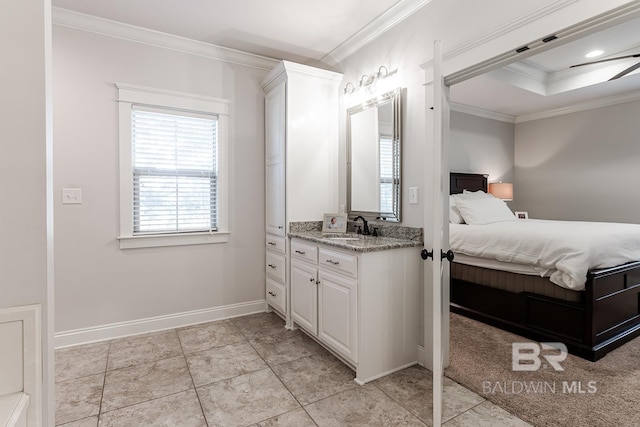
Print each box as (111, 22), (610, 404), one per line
(326, 259), (340, 265)
(278, 226), (284, 229)
(295, 250), (306, 255)
(268, 291), (276, 297)
(268, 242), (276, 246)
(268, 264), (276, 269)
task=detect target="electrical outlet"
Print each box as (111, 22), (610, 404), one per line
(62, 188), (82, 204)
(409, 187), (418, 204)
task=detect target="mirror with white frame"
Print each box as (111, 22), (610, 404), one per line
(347, 87), (401, 222)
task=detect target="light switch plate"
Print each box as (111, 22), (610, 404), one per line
(409, 187), (418, 204)
(62, 188), (82, 204)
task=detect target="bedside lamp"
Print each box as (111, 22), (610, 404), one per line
(488, 182), (513, 201)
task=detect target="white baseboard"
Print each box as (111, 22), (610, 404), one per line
(354, 360), (419, 386)
(417, 345), (426, 367)
(0, 392), (29, 427)
(55, 300), (268, 348)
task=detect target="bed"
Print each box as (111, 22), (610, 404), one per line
(449, 172), (640, 361)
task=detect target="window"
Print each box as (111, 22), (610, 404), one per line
(379, 136), (393, 213)
(132, 108), (217, 234)
(117, 84), (229, 249)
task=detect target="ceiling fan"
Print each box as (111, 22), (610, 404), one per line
(570, 53), (640, 80)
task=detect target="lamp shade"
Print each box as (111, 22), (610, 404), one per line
(488, 182), (513, 201)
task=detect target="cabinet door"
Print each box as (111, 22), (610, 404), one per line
(318, 270), (357, 363)
(291, 260), (318, 334)
(266, 277), (286, 313)
(265, 81), (286, 237)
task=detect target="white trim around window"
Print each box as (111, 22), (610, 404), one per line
(116, 83), (230, 249)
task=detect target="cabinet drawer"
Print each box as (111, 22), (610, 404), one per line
(266, 235), (286, 254)
(319, 248), (358, 278)
(266, 277), (286, 313)
(291, 240), (318, 265)
(266, 252), (286, 282)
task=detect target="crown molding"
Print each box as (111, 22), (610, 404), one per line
(451, 103), (516, 123)
(322, 0), (432, 64)
(456, 88), (640, 124)
(421, 0), (577, 71)
(261, 60), (343, 91)
(516, 89), (640, 123)
(52, 7), (280, 71)
(503, 62), (548, 84)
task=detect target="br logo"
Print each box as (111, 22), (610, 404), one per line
(512, 342), (567, 371)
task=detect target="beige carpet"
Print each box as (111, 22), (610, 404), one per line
(445, 313), (640, 427)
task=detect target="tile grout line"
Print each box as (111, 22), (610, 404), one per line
(98, 330), (202, 421)
(440, 400), (487, 426)
(96, 340), (112, 422)
(260, 324), (370, 425)
(176, 325), (211, 427)
(369, 375), (430, 425)
(243, 322), (315, 424)
(181, 315), (318, 424)
(239, 314), (324, 426)
(61, 312), (463, 427)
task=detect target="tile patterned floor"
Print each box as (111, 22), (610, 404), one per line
(55, 312), (531, 426)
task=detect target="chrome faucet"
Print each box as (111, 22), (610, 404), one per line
(353, 216), (370, 235)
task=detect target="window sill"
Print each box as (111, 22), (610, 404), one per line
(118, 231), (230, 249)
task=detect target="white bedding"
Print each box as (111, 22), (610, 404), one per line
(450, 219), (640, 291)
(453, 253), (545, 276)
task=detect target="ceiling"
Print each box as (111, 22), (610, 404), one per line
(52, 1), (640, 121)
(450, 15), (640, 121)
(52, 0), (410, 64)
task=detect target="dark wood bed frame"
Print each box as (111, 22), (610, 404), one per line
(450, 172), (640, 361)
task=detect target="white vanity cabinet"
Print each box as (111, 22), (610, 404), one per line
(291, 240), (358, 363)
(261, 61), (342, 319)
(290, 237), (420, 384)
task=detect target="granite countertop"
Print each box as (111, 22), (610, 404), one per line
(288, 230), (422, 253)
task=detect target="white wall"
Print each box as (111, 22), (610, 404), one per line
(334, 0), (632, 227)
(335, 0), (637, 360)
(450, 111), (515, 184)
(514, 99), (640, 222)
(53, 27), (268, 334)
(335, 0), (558, 355)
(0, 0), (54, 424)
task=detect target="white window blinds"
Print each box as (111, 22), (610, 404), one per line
(132, 107), (218, 234)
(379, 136), (393, 213)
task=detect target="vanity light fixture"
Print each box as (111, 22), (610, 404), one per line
(344, 82), (356, 94)
(343, 66), (396, 95)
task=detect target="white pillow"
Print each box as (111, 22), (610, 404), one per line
(449, 196), (465, 224)
(460, 189), (494, 199)
(455, 196), (516, 225)
(450, 190), (492, 223)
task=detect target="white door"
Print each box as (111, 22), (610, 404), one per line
(318, 269), (357, 363)
(290, 260), (318, 334)
(424, 40), (451, 427)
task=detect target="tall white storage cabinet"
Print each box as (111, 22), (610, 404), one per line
(261, 61), (343, 324)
